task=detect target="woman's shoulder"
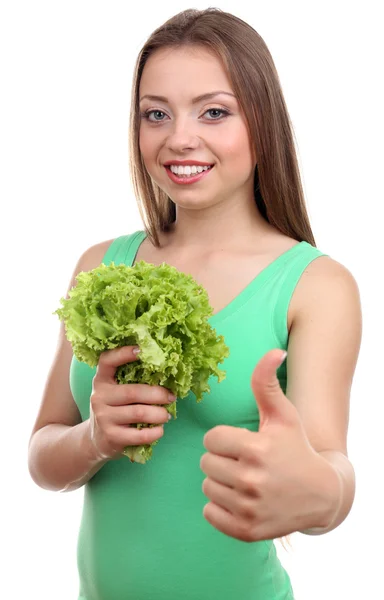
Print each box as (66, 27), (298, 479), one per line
(76, 231), (147, 274)
(269, 226), (359, 300)
(289, 252), (361, 329)
(78, 238), (116, 271)
(296, 253), (359, 291)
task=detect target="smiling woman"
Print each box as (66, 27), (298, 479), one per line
(27, 7), (361, 600)
(129, 15), (317, 250)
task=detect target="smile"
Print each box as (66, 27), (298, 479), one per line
(165, 165), (214, 185)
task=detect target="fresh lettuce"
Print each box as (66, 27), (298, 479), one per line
(54, 260), (230, 463)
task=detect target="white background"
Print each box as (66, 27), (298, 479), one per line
(1, 1), (383, 598)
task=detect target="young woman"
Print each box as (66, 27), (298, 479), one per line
(28, 8), (361, 600)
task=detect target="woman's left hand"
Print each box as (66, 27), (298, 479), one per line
(200, 349), (340, 542)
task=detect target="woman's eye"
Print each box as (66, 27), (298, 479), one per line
(204, 108), (229, 120)
(142, 110), (167, 122)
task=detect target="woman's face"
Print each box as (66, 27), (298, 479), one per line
(138, 46), (257, 211)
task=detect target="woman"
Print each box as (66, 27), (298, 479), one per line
(28, 8), (361, 599)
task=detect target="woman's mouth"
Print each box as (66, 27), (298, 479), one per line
(165, 165), (214, 185)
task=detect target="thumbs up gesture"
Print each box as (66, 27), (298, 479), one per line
(200, 349), (339, 542)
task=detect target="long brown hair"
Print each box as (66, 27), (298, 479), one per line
(129, 7), (316, 250)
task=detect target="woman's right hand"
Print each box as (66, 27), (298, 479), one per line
(88, 345), (175, 460)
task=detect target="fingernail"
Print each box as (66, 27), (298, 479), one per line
(168, 414), (172, 421)
(168, 393), (176, 402)
(278, 351), (287, 366)
(132, 346), (141, 355)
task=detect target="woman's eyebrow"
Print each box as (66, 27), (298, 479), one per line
(139, 91), (236, 104)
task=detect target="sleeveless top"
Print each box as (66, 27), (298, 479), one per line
(70, 230), (328, 600)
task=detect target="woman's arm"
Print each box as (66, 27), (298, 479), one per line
(286, 255), (362, 534)
(28, 239), (113, 492)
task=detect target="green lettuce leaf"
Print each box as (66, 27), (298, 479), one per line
(54, 260), (230, 463)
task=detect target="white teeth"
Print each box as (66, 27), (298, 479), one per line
(169, 164), (212, 175)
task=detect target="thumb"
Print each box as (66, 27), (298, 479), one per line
(251, 349), (292, 428)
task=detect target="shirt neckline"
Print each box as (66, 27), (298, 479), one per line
(130, 230), (308, 326)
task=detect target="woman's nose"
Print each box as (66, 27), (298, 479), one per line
(164, 120), (200, 152)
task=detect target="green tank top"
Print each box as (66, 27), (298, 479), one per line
(70, 230), (327, 600)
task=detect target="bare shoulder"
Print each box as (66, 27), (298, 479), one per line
(288, 254), (362, 330)
(75, 238), (115, 275)
(66, 237), (119, 290)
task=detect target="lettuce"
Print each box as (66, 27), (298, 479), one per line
(54, 260), (230, 463)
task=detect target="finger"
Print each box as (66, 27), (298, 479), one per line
(106, 383), (176, 407)
(251, 350), (289, 424)
(203, 425), (253, 460)
(203, 477), (259, 519)
(202, 478), (238, 513)
(113, 404), (171, 425)
(112, 424), (165, 447)
(96, 345), (141, 383)
(203, 501), (255, 543)
(200, 452), (237, 488)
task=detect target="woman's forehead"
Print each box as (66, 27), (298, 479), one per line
(139, 47), (232, 99)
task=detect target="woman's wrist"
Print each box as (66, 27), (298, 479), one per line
(58, 421), (110, 493)
(83, 418), (111, 463)
(299, 453), (344, 535)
